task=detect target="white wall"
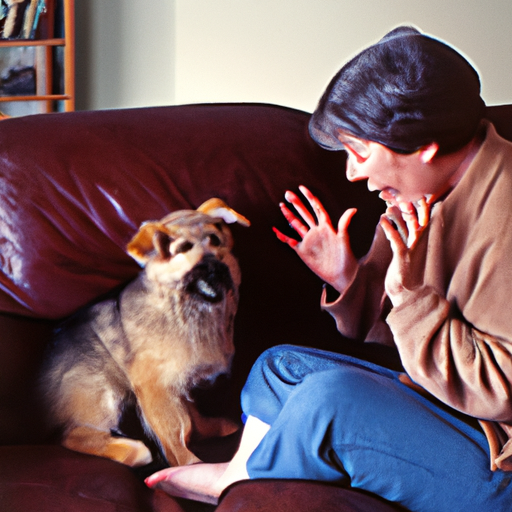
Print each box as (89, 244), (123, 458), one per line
(75, 0), (175, 111)
(76, 0), (512, 112)
(174, 0), (512, 112)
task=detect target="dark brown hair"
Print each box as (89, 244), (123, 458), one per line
(309, 26), (485, 155)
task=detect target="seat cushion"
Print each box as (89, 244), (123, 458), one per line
(0, 445), (186, 512)
(218, 480), (405, 512)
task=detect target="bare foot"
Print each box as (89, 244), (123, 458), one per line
(145, 462), (229, 505)
(145, 416), (270, 505)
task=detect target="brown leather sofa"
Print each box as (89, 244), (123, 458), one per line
(1, 103), (511, 512)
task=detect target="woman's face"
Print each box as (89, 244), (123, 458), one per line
(337, 131), (445, 207)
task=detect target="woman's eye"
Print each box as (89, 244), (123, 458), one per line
(345, 145), (368, 164)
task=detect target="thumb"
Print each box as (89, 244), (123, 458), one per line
(337, 208), (357, 234)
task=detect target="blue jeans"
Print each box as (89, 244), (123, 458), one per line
(241, 345), (512, 512)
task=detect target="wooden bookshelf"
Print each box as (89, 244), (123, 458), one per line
(0, 0), (75, 115)
(0, 38), (65, 47)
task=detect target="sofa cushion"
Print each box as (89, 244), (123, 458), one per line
(218, 480), (405, 512)
(0, 445), (186, 512)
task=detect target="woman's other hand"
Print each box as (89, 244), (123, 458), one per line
(380, 197), (431, 306)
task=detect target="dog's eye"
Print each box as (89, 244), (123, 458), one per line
(208, 234), (221, 247)
(154, 231), (172, 259)
(175, 241), (193, 254)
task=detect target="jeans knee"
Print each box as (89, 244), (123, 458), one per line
(258, 344), (300, 365)
(249, 344), (307, 382)
(241, 345), (312, 423)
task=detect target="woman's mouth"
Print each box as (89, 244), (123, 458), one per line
(379, 189), (435, 208)
(379, 188), (399, 206)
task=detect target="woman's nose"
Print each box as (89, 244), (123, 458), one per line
(345, 161), (367, 182)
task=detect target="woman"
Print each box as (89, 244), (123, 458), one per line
(146, 26), (512, 511)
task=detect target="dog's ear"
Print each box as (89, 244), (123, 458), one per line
(126, 222), (161, 266)
(197, 198), (250, 227)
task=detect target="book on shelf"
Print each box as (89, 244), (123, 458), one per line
(0, 0), (49, 40)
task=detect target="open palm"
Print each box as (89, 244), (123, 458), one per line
(273, 186), (358, 293)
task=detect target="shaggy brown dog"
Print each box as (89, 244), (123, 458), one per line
(40, 199), (249, 467)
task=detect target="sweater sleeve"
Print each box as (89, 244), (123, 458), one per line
(387, 285), (512, 423)
(321, 225), (392, 341)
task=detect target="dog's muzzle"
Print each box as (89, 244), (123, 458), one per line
(183, 255), (234, 303)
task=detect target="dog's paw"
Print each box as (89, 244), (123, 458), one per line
(104, 438), (153, 467)
(64, 427), (153, 467)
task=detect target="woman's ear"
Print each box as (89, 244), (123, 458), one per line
(418, 142), (439, 164)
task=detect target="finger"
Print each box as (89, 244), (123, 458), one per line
(405, 211), (421, 248)
(337, 208), (358, 234)
(416, 197), (430, 227)
(284, 190), (317, 229)
(279, 202), (309, 237)
(272, 226), (299, 247)
(399, 203), (420, 248)
(380, 215), (407, 255)
(298, 185), (331, 225)
(385, 206), (409, 245)
(406, 224), (419, 249)
(399, 202), (419, 226)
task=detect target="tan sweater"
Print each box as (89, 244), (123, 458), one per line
(322, 122), (512, 471)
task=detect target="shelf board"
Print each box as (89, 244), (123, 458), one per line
(0, 94), (71, 102)
(0, 38), (65, 48)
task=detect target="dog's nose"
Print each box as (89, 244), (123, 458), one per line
(184, 255), (233, 303)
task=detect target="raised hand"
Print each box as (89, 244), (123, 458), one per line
(273, 185), (358, 293)
(380, 197), (431, 306)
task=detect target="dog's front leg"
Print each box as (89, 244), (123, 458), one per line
(134, 380), (200, 467)
(55, 374), (153, 468)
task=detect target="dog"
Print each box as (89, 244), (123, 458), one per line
(39, 198), (250, 468)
